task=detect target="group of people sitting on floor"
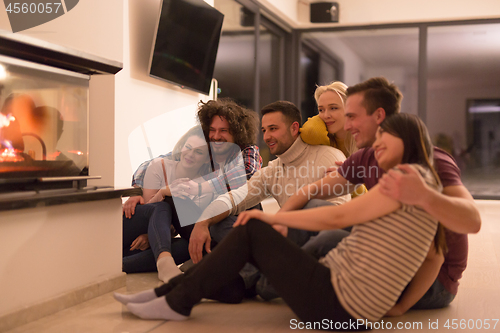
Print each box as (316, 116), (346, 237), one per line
(115, 77), (481, 330)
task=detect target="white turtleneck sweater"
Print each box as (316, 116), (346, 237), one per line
(199, 137), (350, 222)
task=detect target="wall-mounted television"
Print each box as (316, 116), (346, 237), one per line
(149, 0), (224, 95)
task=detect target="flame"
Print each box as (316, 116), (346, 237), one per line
(68, 150), (84, 156)
(0, 113), (15, 128)
(0, 140), (24, 162)
(1, 114), (24, 162)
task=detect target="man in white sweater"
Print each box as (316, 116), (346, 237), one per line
(189, 101), (350, 264)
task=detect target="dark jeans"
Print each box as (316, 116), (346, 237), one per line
(410, 278), (455, 309)
(122, 202), (158, 258)
(123, 239), (191, 273)
(302, 200), (455, 311)
(148, 197), (198, 260)
(154, 220), (365, 331)
(122, 197), (198, 273)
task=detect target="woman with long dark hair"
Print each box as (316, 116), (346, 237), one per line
(115, 114), (445, 330)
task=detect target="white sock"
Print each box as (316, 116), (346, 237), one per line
(157, 256), (182, 283)
(114, 289), (157, 305)
(127, 296), (188, 321)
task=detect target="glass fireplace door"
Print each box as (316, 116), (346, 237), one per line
(0, 55), (89, 181)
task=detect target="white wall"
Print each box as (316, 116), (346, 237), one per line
(258, 0), (500, 27)
(333, 0), (500, 26)
(113, 0), (214, 189)
(89, 75), (116, 187)
(0, 199), (123, 317)
(0, 0), (122, 62)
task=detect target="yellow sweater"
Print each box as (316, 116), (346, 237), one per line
(300, 115), (366, 198)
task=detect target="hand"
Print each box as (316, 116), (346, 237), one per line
(189, 222), (211, 264)
(123, 196), (144, 219)
(272, 224), (288, 237)
(233, 209), (275, 227)
(385, 303), (405, 317)
(130, 234), (150, 251)
(378, 164), (430, 206)
(324, 161), (342, 176)
(170, 178), (197, 198)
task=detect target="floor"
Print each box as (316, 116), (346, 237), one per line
(6, 200), (500, 332)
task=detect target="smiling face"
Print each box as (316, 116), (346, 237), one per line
(261, 111), (297, 156)
(344, 93), (384, 148)
(180, 135), (209, 171)
(209, 116), (235, 158)
(372, 127), (404, 171)
(317, 90), (346, 137)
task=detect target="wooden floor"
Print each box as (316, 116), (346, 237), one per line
(6, 200), (500, 332)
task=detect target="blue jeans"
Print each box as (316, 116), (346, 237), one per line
(302, 229), (350, 258)
(122, 198), (198, 273)
(410, 278), (455, 309)
(123, 238), (190, 273)
(148, 198), (199, 260)
(209, 203), (265, 244)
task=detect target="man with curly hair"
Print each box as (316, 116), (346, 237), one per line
(130, 99), (261, 190)
(184, 98), (263, 244)
(190, 101), (350, 264)
(124, 99), (263, 271)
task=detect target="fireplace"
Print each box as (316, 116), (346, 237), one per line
(0, 32), (122, 193)
(0, 55), (89, 178)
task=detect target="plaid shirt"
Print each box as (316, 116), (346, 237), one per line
(131, 145), (262, 193)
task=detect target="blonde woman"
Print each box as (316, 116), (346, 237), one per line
(301, 82), (365, 197)
(300, 81), (357, 157)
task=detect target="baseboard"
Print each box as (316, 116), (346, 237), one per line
(0, 273), (126, 332)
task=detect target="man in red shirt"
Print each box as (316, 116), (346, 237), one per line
(280, 77), (480, 315)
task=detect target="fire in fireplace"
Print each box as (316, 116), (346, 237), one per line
(0, 111), (24, 162)
(0, 54), (89, 184)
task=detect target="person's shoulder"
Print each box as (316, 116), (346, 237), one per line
(149, 156), (165, 164)
(149, 156), (175, 169)
(241, 144), (258, 151)
(300, 115), (330, 146)
(266, 157), (279, 168)
(309, 142), (343, 154)
(240, 144), (260, 155)
(432, 146), (462, 186)
(433, 146), (458, 164)
(343, 147), (375, 165)
(433, 147), (460, 172)
(398, 164), (442, 191)
(353, 147), (375, 158)
(314, 144), (346, 162)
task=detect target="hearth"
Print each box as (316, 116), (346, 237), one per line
(0, 32), (122, 192)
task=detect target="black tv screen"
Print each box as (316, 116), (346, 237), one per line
(149, 0), (224, 95)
